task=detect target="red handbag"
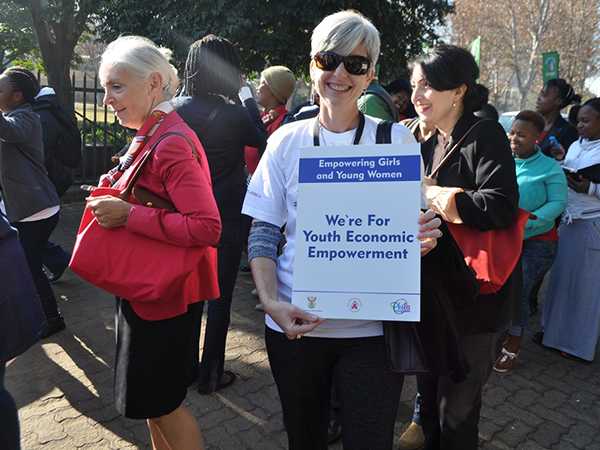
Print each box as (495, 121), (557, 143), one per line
(428, 120), (528, 294)
(446, 209), (529, 294)
(69, 133), (219, 305)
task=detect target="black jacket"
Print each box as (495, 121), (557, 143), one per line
(173, 95), (267, 241)
(33, 93), (81, 196)
(385, 222), (479, 381)
(421, 113), (521, 334)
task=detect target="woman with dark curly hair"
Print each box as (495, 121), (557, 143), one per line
(410, 44), (520, 449)
(173, 34), (268, 394)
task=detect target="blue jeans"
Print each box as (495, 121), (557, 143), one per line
(509, 240), (557, 336)
(0, 364), (20, 450)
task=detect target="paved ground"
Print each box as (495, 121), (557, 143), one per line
(6, 202), (600, 450)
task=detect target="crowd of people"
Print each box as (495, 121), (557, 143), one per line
(2, 8), (600, 450)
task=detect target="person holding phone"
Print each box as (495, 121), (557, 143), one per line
(535, 78), (579, 160)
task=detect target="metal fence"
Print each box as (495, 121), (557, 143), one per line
(70, 72), (128, 183)
(35, 71), (128, 184)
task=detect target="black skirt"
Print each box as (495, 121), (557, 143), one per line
(114, 298), (201, 419)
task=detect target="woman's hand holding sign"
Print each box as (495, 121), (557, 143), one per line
(418, 209), (442, 256)
(265, 301), (323, 340)
(251, 256), (323, 340)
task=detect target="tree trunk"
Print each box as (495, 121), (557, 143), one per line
(28, 0), (82, 112)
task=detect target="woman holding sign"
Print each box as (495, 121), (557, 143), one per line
(242, 10), (442, 450)
(411, 45), (520, 449)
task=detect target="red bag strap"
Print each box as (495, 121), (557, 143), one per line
(429, 119), (493, 179)
(121, 131), (199, 199)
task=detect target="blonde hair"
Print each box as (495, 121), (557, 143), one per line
(100, 36), (179, 97)
(311, 10), (380, 66)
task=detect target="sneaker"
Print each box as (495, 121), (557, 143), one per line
(255, 303), (264, 311)
(398, 422), (425, 450)
(251, 288), (258, 297)
(493, 347), (519, 373)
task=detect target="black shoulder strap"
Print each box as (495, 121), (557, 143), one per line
(376, 120), (393, 144)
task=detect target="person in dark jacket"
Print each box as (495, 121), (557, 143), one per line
(0, 213), (46, 450)
(358, 77), (398, 121)
(173, 34), (268, 395)
(34, 86), (81, 282)
(410, 45), (520, 450)
(535, 78), (579, 159)
(385, 78), (417, 121)
(0, 67), (64, 339)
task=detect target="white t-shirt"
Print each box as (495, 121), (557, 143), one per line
(0, 200), (59, 222)
(242, 115), (416, 338)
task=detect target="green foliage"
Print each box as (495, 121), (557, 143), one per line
(0, 0), (37, 70)
(95, 0), (453, 82)
(82, 121), (129, 148)
(9, 57), (45, 73)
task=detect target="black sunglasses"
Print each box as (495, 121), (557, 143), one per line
(313, 51), (371, 76)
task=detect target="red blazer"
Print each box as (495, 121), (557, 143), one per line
(120, 111), (221, 320)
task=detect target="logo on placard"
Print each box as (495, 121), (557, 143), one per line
(348, 298), (362, 312)
(307, 296), (317, 309)
(391, 299), (411, 315)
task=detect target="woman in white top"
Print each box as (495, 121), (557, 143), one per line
(0, 67), (63, 338)
(541, 97), (600, 361)
(242, 10), (441, 450)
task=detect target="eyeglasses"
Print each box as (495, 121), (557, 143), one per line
(313, 51), (371, 76)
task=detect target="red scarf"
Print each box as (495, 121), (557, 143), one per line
(99, 109), (168, 187)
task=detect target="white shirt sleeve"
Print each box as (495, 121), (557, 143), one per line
(242, 137), (288, 228)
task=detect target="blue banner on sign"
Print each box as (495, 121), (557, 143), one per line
(298, 155), (420, 183)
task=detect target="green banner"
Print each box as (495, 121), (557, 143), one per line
(470, 36), (481, 67)
(542, 51), (560, 83)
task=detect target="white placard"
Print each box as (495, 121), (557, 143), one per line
(292, 143), (422, 321)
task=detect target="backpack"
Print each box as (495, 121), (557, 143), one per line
(375, 120), (393, 144)
(364, 83), (399, 122)
(32, 99), (82, 169)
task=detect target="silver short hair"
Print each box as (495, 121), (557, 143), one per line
(310, 10), (380, 66)
(100, 36), (180, 97)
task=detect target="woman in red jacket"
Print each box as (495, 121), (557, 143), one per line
(88, 36), (221, 450)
